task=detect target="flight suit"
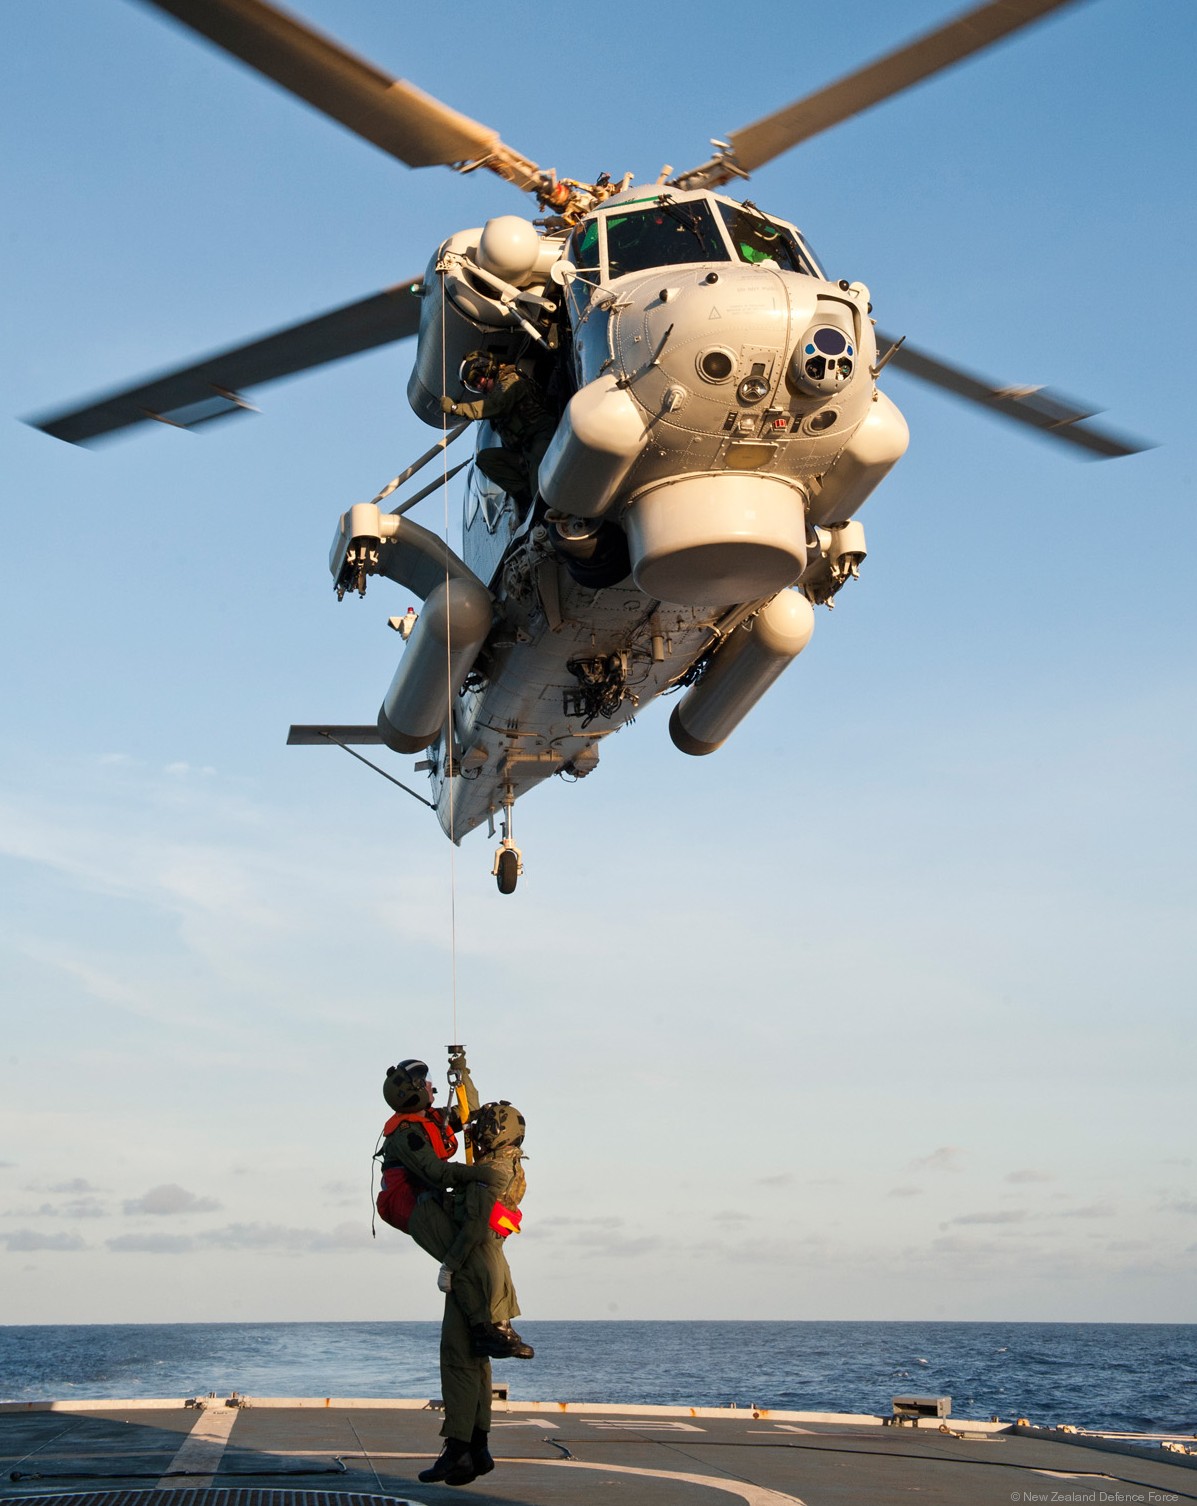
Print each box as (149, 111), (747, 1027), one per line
(437, 1137), (528, 1445)
(377, 1074), (521, 1443)
(443, 365), (557, 503)
(443, 1142), (526, 1273)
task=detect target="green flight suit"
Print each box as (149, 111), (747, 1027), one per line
(377, 1075), (519, 1443)
(444, 366), (557, 502)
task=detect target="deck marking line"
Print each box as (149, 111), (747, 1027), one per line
(156, 1402), (237, 1488)
(252, 1446), (805, 1501)
(8, 1422), (80, 1473)
(583, 1419), (705, 1431)
(1033, 1470), (1117, 1480)
(512, 1457), (806, 1505)
(346, 1417), (383, 1493)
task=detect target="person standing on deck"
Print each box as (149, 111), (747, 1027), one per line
(375, 1052), (532, 1487)
(419, 1098), (531, 1487)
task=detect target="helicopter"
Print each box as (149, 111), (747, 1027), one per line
(30, 0), (1149, 895)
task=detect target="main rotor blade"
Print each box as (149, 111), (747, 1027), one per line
(875, 330), (1150, 459)
(134, 0), (543, 188)
(674, 0), (1084, 189)
(30, 280), (424, 445)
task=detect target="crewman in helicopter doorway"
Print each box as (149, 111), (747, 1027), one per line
(375, 1050), (532, 1488)
(440, 350), (557, 507)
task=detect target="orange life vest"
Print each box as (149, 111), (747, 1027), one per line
(376, 1108), (458, 1233)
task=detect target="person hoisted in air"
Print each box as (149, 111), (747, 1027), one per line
(374, 1047), (533, 1488)
(440, 351), (557, 508)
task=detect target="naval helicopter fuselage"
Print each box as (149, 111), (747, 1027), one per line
(31, 0), (1147, 895)
(321, 186), (909, 887)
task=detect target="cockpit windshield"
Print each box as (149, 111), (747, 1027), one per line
(717, 203), (819, 276)
(604, 199), (730, 279)
(569, 219), (600, 274)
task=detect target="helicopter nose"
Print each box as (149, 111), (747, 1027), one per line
(612, 266), (815, 422)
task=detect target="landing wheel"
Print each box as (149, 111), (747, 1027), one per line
(496, 848), (519, 894)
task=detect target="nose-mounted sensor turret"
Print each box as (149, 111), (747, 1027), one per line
(791, 325), (855, 396)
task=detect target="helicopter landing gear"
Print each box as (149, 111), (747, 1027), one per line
(490, 786), (524, 895)
(495, 847), (520, 894)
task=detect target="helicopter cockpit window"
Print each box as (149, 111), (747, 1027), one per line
(604, 200), (729, 279)
(717, 203), (818, 276)
(570, 220), (600, 274)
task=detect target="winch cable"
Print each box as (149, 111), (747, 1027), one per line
(438, 263), (460, 1045)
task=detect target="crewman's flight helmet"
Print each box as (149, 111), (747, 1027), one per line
(468, 1100), (526, 1158)
(460, 351), (499, 394)
(383, 1058), (433, 1113)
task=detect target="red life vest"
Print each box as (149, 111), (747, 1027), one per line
(489, 1201), (522, 1238)
(376, 1108), (458, 1234)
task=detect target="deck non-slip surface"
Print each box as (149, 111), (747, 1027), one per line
(1, 1401), (1194, 1506)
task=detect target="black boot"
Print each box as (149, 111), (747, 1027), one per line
(470, 1426), (495, 1477)
(494, 1320), (535, 1359)
(469, 1320), (534, 1360)
(418, 1438), (477, 1486)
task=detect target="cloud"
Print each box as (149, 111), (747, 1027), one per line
(1004, 1168), (1054, 1184)
(22, 1178), (102, 1195)
(1057, 1202), (1115, 1220)
(910, 1147), (963, 1173)
(7, 1200), (107, 1220)
(3, 1230), (86, 1252)
(6, 1186), (108, 1219)
(949, 1210), (1028, 1226)
(61, 1200), (106, 1220)
(104, 1221), (372, 1255)
(107, 1233), (196, 1254)
(887, 1185), (923, 1199)
(307, 1222), (370, 1252)
(580, 1233), (665, 1260)
(322, 1179), (360, 1207)
(1158, 1199), (1197, 1215)
(197, 1216), (355, 1252)
(122, 1184), (222, 1216)
(532, 1216), (664, 1259)
(756, 1172), (794, 1187)
(538, 1215), (627, 1232)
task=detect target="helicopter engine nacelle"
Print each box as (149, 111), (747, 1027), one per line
(805, 390), (910, 526)
(377, 577), (492, 754)
(669, 588), (815, 756)
(407, 223), (559, 427)
(538, 374), (648, 518)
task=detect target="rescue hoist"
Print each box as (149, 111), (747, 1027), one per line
(446, 1042), (474, 1163)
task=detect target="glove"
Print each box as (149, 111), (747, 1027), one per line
(447, 1047), (468, 1077)
(437, 1264), (453, 1293)
(439, 396), (457, 415)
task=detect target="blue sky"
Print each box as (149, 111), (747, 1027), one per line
(1, 0), (1195, 1330)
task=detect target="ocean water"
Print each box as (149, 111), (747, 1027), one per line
(0, 1322), (1194, 1434)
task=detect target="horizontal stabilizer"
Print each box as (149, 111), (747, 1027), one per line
(287, 724), (383, 745)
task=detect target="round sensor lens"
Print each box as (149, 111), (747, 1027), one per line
(699, 350), (734, 381)
(812, 328), (848, 356)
